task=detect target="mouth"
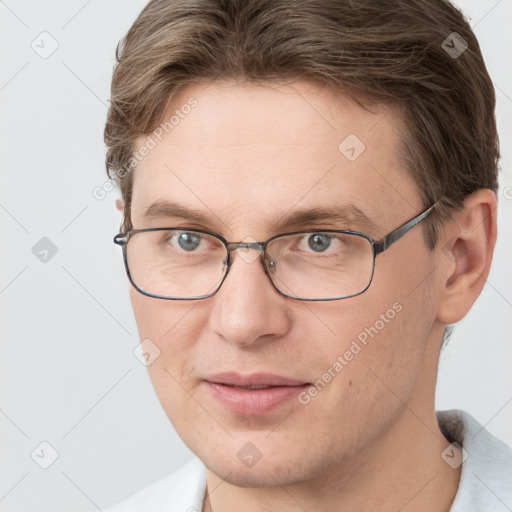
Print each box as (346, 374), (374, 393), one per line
(204, 372), (311, 415)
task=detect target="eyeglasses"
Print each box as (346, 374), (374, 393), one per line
(113, 202), (437, 301)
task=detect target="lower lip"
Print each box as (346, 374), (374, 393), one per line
(205, 381), (310, 415)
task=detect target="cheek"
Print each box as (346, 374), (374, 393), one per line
(351, 248), (437, 393)
(129, 289), (206, 404)
(129, 288), (205, 346)
(296, 292), (429, 461)
(317, 247), (436, 402)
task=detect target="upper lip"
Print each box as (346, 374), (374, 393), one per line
(205, 372), (310, 387)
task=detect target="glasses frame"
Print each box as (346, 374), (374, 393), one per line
(113, 202), (437, 301)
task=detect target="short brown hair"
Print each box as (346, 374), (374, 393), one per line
(104, 0), (499, 247)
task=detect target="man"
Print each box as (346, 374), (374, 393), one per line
(104, 0), (512, 510)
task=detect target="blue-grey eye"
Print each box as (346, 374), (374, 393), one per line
(178, 232), (201, 251)
(308, 233), (333, 252)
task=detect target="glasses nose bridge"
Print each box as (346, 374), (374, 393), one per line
(225, 240), (267, 265)
(227, 241), (265, 253)
(222, 240), (278, 293)
(225, 240), (274, 270)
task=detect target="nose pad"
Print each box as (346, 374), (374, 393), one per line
(265, 257), (277, 274)
(220, 242), (280, 295)
(221, 247), (266, 279)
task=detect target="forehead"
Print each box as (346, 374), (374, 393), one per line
(130, 80), (420, 237)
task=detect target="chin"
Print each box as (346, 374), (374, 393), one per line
(199, 442), (328, 489)
(206, 461), (305, 488)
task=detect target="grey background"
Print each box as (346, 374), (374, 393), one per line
(0, 0), (511, 510)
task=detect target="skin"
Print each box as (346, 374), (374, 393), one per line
(117, 80), (497, 511)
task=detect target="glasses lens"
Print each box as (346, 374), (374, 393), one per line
(126, 229), (228, 299)
(266, 232), (374, 299)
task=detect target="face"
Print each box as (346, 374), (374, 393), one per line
(127, 80), (442, 487)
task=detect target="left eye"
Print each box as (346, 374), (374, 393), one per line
(296, 233), (340, 253)
(308, 233), (332, 252)
(176, 232), (201, 251)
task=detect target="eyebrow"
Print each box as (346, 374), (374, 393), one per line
(141, 199), (379, 234)
(142, 200), (213, 225)
(271, 204), (378, 233)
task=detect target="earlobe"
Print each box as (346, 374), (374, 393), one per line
(115, 198), (125, 213)
(436, 189), (497, 325)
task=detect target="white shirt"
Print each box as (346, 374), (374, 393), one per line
(105, 409), (512, 511)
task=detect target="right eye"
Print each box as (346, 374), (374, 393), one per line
(162, 231), (206, 252)
(176, 232), (202, 251)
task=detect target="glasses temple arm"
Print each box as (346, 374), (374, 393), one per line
(373, 203), (437, 255)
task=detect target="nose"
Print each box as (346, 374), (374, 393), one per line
(208, 249), (291, 348)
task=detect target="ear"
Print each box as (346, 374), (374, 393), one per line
(115, 198), (125, 213)
(436, 189), (497, 324)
